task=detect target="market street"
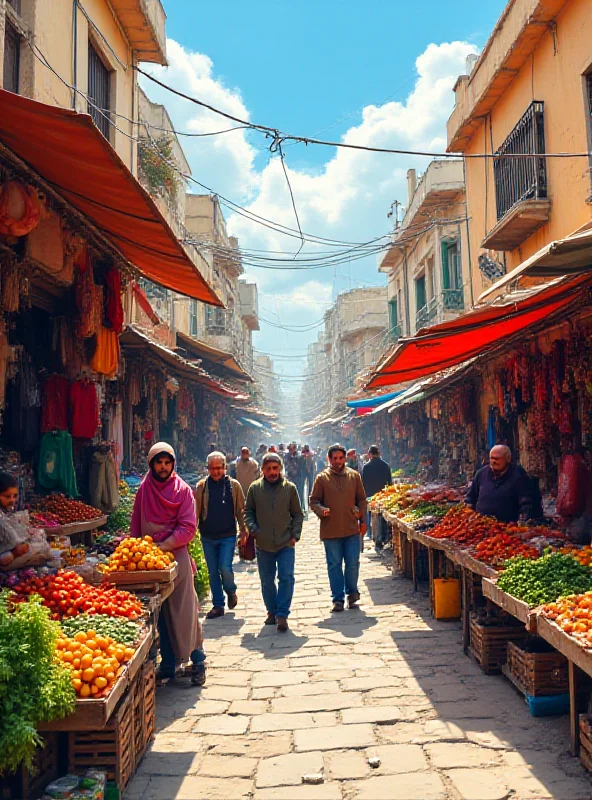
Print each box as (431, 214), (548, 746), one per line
(127, 519), (592, 800)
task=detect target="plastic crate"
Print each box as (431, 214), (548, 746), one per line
(525, 692), (570, 717)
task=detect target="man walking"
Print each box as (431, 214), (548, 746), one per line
(195, 452), (247, 619)
(245, 453), (303, 632)
(310, 444), (368, 612)
(362, 445), (393, 550)
(301, 445), (316, 514)
(285, 442), (305, 508)
(235, 446), (260, 498)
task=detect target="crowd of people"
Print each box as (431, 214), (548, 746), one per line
(129, 440), (395, 687)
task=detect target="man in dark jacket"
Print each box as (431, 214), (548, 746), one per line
(245, 453), (303, 632)
(465, 445), (531, 523)
(362, 445), (392, 548)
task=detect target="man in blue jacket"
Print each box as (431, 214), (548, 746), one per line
(362, 445), (392, 549)
(465, 445), (531, 523)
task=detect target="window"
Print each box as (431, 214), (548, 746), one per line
(88, 41), (111, 139)
(415, 275), (426, 312)
(189, 301), (198, 338)
(388, 298), (399, 341)
(3, 22), (20, 95)
(205, 306), (227, 335)
(493, 101), (547, 220)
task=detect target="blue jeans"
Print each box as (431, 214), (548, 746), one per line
(202, 535), (237, 608)
(256, 546), (295, 618)
(158, 612), (205, 676)
(323, 534), (361, 603)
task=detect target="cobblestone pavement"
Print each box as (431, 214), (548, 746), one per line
(127, 518), (592, 799)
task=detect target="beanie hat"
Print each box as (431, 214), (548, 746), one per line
(147, 441), (175, 466)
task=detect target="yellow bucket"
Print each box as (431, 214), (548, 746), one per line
(433, 577), (461, 619)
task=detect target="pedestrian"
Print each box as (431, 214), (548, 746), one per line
(346, 449), (359, 471)
(310, 444), (368, 612)
(301, 445), (316, 514)
(284, 442), (305, 508)
(195, 451), (247, 619)
(362, 445), (393, 549)
(255, 443), (268, 465)
(465, 445), (531, 523)
(130, 442), (206, 686)
(245, 453), (303, 632)
(235, 446), (260, 498)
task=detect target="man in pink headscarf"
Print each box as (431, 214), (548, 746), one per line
(130, 442), (206, 686)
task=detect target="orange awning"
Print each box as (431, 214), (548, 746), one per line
(0, 89), (221, 305)
(366, 275), (590, 389)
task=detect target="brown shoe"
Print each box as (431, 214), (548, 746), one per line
(227, 592), (238, 610)
(347, 592), (361, 609)
(277, 617), (289, 632)
(265, 613), (276, 625)
(332, 601), (344, 613)
(206, 607), (224, 619)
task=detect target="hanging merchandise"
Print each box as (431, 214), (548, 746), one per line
(41, 373), (69, 433)
(69, 377), (100, 438)
(89, 449), (119, 513)
(0, 180), (41, 237)
(74, 250), (102, 339)
(557, 454), (588, 518)
(38, 429), (78, 497)
(1, 252), (20, 313)
(91, 326), (120, 377)
(104, 268), (124, 334)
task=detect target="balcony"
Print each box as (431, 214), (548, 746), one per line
(109, 0), (167, 65)
(341, 310), (388, 340)
(442, 288), (465, 311)
(415, 297), (437, 331)
(389, 324), (402, 343)
(239, 282), (259, 331)
(482, 102), (550, 251)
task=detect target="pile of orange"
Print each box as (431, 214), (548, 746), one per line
(102, 535), (175, 573)
(560, 546), (592, 567)
(55, 629), (135, 697)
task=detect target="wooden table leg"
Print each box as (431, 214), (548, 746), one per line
(462, 568), (470, 653)
(428, 547), (435, 616)
(570, 661), (580, 757)
(412, 540), (418, 593)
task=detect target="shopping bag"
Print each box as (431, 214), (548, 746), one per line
(239, 533), (256, 561)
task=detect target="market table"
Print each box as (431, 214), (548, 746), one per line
(481, 577), (538, 633)
(537, 615), (592, 756)
(44, 516), (109, 546)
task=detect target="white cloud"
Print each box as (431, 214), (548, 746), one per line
(141, 38), (478, 375)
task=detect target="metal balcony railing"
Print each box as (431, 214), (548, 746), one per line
(494, 101), (547, 221)
(415, 297), (437, 330)
(442, 288), (464, 311)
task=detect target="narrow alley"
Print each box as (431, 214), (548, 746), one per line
(127, 520), (592, 800)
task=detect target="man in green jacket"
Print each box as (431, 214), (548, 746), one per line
(245, 453), (304, 632)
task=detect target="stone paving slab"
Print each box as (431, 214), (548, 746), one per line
(126, 518), (592, 800)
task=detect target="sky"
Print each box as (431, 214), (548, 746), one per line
(142, 1), (507, 396)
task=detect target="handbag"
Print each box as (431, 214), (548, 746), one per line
(239, 533), (256, 561)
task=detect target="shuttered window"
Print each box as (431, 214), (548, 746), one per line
(3, 22), (20, 95)
(88, 41), (111, 139)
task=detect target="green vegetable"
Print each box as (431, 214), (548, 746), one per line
(61, 614), (141, 646)
(188, 533), (209, 601)
(106, 490), (137, 534)
(0, 592), (76, 774)
(498, 552), (592, 607)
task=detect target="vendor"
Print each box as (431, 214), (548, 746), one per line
(0, 472), (18, 512)
(130, 442), (206, 686)
(465, 445), (531, 523)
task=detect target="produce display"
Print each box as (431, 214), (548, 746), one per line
(0, 592), (76, 772)
(369, 484), (417, 513)
(102, 535), (174, 574)
(497, 552), (592, 607)
(188, 533), (210, 600)
(11, 570), (143, 619)
(560, 545), (592, 567)
(61, 613), (141, 646)
(473, 533), (539, 567)
(29, 511), (61, 529)
(55, 629), (135, 698)
(541, 592), (592, 646)
(398, 501), (449, 523)
(33, 494), (104, 525)
(429, 506), (500, 545)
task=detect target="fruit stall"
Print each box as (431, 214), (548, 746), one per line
(0, 525), (178, 799)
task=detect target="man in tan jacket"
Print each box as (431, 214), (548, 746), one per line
(310, 444), (368, 612)
(195, 452), (246, 619)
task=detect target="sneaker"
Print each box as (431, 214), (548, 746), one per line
(265, 612), (276, 625)
(191, 663), (207, 686)
(276, 617), (289, 632)
(227, 592), (238, 610)
(206, 607), (224, 619)
(332, 601), (345, 613)
(347, 592), (361, 609)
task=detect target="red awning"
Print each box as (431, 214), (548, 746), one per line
(367, 275), (590, 389)
(0, 89), (221, 305)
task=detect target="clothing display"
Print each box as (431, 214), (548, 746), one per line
(41, 374), (69, 433)
(91, 326), (119, 377)
(37, 429), (78, 497)
(69, 378), (100, 439)
(89, 450), (119, 513)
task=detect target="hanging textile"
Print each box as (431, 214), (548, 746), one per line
(91, 327), (119, 377)
(69, 378), (100, 438)
(41, 374), (69, 433)
(104, 268), (124, 335)
(89, 450), (119, 513)
(37, 430), (78, 497)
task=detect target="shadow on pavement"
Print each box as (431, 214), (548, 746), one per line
(316, 608), (378, 638)
(201, 612), (245, 639)
(240, 627), (309, 658)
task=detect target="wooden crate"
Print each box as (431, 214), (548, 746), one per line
(133, 660), (156, 763)
(580, 715), (592, 773)
(68, 689), (134, 792)
(0, 733), (60, 800)
(469, 614), (525, 674)
(506, 639), (569, 696)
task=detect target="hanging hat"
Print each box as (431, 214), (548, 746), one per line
(147, 442), (175, 465)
